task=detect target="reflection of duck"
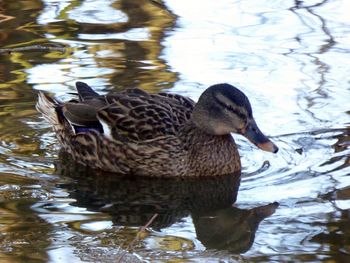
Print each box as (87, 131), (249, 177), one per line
(57, 155), (241, 229)
(37, 82), (278, 177)
(193, 202), (278, 253)
(57, 159), (278, 253)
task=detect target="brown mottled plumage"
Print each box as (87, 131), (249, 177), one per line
(36, 82), (278, 177)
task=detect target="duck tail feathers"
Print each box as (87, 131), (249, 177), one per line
(36, 92), (61, 126)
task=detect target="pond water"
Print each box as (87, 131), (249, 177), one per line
(0, 0), (350, 262)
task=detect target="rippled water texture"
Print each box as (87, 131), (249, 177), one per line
(0, 0), (350, 262)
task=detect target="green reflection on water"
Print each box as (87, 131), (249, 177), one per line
(0, 195), (51, 262)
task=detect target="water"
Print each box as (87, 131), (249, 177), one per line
(0, 0), (349, 262)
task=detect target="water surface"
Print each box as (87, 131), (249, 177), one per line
(0, 0), (349, 262)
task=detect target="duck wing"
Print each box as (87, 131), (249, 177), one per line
(154, 92), (195, 123)
(62, 82), (195, 141)
(61, 82), (107, 133)
(98, 90), (195, 141)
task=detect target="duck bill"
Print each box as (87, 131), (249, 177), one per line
(242, 119), (278, 153)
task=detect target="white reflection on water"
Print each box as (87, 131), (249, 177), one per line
(37, 0), (71, 24)
(68, 0), (127, 24)
(78, 28), (151, 41)
(38, 0), (128, 25)
(165, 0), (350, 135)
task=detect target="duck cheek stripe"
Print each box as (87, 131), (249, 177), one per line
(213, 95), (247, 121)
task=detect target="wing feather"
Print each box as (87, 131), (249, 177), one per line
(62, 84), (195, 141)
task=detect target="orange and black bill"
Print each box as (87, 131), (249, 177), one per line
(242, 118), (278, 153)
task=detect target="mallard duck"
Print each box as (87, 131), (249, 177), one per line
(36, 82), (278, 177)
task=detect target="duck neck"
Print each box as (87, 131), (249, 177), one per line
(179, 121), (241, 176)
(179, 120), (219, 143)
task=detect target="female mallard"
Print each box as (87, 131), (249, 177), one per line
(37, 82), (278, 177)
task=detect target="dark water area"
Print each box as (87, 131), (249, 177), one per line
(0, 0), (349, 262)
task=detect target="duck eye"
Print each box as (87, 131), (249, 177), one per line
(227, 104), (233, 110)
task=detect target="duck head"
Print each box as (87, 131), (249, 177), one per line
(192, 83), (278, 153)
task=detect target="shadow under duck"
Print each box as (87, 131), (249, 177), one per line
(37, 82), (278, 177)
